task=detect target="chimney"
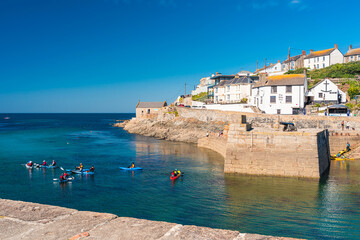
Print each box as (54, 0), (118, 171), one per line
(215, 72), (218, 75)
(302, 50), (306, 55)
(349, 44), (353, 50)
(277, 60), (280, 63)
(334, 43), (338, 49)
(310, 49), (314, 53)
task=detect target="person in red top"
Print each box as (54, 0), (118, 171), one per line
(51, 160), (56, 166)
(27, 161), (33, 167)
(64, 172), (69, 179)
(42, 160), (47, 166)
(60, 174), (65, 181)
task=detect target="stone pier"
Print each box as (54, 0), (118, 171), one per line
(0, 199), (301, 240)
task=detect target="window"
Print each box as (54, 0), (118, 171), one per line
(358, 55), (360, 60)
(270, 96), (276, 103)
(317, 57), (319, 62)
(319, 93), (323, 98)
(261, 96), (263, 104)
(227, 94), (230, 100)
(323, 56), (325, 61)
(308, 59), (310, 64)
(275, 67), (277, 70)
(277, 109), (281, 114)
(215, 96), (218, 101)
(286, 96), (292, 103)
(323, 63), (325, 68)
(286, 86), (292, 93)
(215, 87), (218, 93)
(227, 86), (230, 92)
(271, 86), (277, 93)
(317, 64), (319, 68)
(351, 56), (354, 61)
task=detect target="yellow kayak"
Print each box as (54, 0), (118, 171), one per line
(332, 158), (355, 161)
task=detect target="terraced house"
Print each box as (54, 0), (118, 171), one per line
(214, 76), (254, 104)
(344, 44), (360, 63)
(281, 50), (306, 72)
(304, 44), (344, 70)
(252, 74), (307, 115)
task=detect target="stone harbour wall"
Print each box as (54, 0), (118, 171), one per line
(176, 107), (360, 130)
(0, 198), (301, 240)
(222, 126), (330, 178)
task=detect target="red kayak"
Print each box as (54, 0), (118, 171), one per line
(170, 172), (181, 180)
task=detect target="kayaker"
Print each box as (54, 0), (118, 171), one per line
(171, 171), (175, 177)
(51, 160), (56, 166)
(128, 162), (135, 169)
(76, 163), (83, 171)
(64, 172), (70, 179)
(27, 161), (33, 167)
(347, 142), (351, 152)
(42, 160), (47, 166)
(60, 174), (65, 181)
(90, 166), (95, 172)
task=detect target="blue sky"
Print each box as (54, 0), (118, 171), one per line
(1, 0), (359, 113)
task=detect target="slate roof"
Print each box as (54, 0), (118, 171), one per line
(282, 54), (302, 64)
(225, 76), (253, 85)
(304, 48), (336, 59)
(345, 48), (360, 57)
(253, 74), (305, 88)
(136, 101), (167, 108)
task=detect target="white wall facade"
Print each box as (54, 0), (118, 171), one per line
(205, 104), (254, 113)
(304, 49), (344, 70)
(252, 85), (306, 115)
(214, 86), (226, 103)
(215, 84), (252, 104)
(308, 79), (347, 103)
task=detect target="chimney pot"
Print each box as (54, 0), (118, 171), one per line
(216, 72), (218, 75)
(277, 60), (280, 63)
(302, 50), (306, 55)
(334, 43), (338, 49)
(349, 44), (353, 50)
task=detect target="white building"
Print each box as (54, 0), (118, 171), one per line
(304, 44), (344, 70)
(306, 79), (347, 104)
(344, 44), (360, 63)
(191, 77), (214, 95)
(252, 74), (307, 115)
(254, 60), (285, 76)
(214, 76), (254, 104)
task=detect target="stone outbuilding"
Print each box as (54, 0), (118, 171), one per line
(136, 101), (167, 118)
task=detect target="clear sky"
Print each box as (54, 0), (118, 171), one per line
(1, 0), (359, 113)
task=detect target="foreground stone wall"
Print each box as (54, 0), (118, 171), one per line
(0, 198), (301, 240)
(222, 125), (330, 178)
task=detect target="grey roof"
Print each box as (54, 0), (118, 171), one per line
(136, 101), (167, 108)
(282, 54), (302, 64)
(210, 75), (235, 80)
(225, 76), (253, 85)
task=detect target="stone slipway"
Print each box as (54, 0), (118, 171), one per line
(0, 199), (302, 240)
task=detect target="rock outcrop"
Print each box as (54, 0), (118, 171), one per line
(120, 109), (225, 143)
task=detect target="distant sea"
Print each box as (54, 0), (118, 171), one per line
(0, 113), (359, 240)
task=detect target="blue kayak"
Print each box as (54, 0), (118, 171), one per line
(120, 167), (142, 171)
(71, 170), (94, 174)
(66, 169), (90, 173)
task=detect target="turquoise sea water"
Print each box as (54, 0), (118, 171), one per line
(0, 113), (359, 239)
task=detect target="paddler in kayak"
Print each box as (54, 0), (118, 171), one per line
(64, 172), (70, 179)
(51, 160), (56, 166)
(90, 166), (95, 172)
(27, 161), (33, 167)
(76, 163), (84, 171)
(60, 174), (66, 181)
(128, 162), (135, 169)
(42, 160), (47, 166)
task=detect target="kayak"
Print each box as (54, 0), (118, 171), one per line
(47, 165), (59, 169)
(57, 178), (72, 183)
(25, 164), (33, 169)
(170, 174), (181, 180)
(66, 169), (90, 173)
(71, 170), (94, 175)
(120, 167), (142, 171)
(333, 158), (355, 161)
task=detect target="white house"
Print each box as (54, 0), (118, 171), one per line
(306, 79), (347, 104)
(252, 74), (307, 115)
(214, 76), (254, 104)
(191, 77), (215, 95)
(344, 44), (360, 63)
(304, 44), (344, 70)
(254, 60), (285, 76)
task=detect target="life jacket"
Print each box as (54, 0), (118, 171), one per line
(60, 175), (65, 180)
(28, 162), (32, 166)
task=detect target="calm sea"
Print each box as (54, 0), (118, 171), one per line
(0, 113), (359, 239)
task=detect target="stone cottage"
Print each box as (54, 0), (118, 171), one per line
(136, 101), (167, 118)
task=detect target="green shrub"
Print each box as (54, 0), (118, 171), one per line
(191, 92), (208, 102)
(240, 98), (248, 103)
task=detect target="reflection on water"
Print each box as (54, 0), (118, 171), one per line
(1, 114), (360, 240)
